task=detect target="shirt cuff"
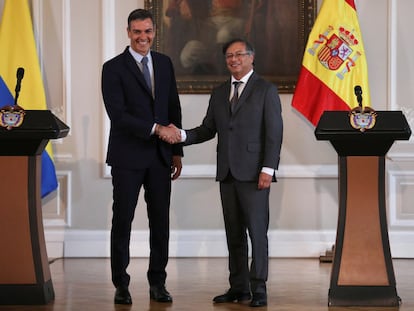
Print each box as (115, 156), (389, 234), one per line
(180, 129), (187, 142)
(151, 123), (157, 135)
(261, 167), (274, 176)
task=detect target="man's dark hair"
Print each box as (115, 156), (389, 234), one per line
(127, 9), (154, 29)
(222, 38), (255, 55)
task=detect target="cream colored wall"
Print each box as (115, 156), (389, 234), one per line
(1, 0), (414, 258)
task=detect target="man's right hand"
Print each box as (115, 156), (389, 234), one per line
(156, 124), (181, 144)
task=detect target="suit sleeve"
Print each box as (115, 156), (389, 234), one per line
(263, 84), (283, 169)
(184, 94), (217, 145)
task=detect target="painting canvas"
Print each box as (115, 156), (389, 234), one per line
(145, 0), (316, 93)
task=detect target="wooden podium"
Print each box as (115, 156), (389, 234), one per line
(0, 110), (69, 305)
(315, 110), (411, 307)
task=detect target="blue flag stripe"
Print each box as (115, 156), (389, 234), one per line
(0, 75), (14, 108)
(41, 151), (58, 197)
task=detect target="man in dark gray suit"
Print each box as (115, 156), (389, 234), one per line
(164, 38), (283, 307)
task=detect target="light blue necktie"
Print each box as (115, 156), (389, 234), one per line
(141, 56), (152, 90)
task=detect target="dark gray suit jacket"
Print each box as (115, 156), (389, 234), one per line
(185, 72), (283, 182)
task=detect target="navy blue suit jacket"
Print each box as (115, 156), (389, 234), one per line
(102, 47), (183, 169)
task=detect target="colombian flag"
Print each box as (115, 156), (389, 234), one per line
(0, 0), (58, 197)
(292, 0), (371, 126)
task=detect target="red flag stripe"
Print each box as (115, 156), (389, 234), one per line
(292, 67), (350, 126)
(346, 0), (356, 10)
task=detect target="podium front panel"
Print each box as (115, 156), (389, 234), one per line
(0, 156), (37, 283)
(338, 156), (388, 286)
(0, 155), (54, 304)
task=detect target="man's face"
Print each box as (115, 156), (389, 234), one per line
(127, 18), (155, 56)
(225, 42), (254, 80)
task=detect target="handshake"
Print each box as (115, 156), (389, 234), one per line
(155, 123), (182, 144)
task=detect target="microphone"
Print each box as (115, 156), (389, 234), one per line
(14, 67), (25, 105)
(354, 85), (362, 107)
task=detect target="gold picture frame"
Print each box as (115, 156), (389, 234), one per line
(145, 0), (317, 94)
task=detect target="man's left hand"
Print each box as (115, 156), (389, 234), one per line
(171, 155), (182, 180)
(258, 172), (272, 190)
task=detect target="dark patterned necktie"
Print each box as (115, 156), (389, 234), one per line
(230, 81), (242, 113)
(141, 56), (152, 90)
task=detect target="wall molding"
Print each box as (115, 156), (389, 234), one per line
(388, 169), (414, 227)
(388, 0), (413, 144)
(43, 170), (73, 228)
(103, 164), (339, 179)
(32, 0), (72, 127)
(62, 0), (72, 128)
(44, 229), (414, 259)
(59, 229), (336, 258)
(387, 152), (414, 162)
(179, 164), (338, 179)
(102, 0), (116, 178)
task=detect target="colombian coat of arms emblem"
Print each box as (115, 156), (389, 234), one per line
(0, 105), (26, 130)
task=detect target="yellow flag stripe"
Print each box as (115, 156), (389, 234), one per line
(0, 0), (54, 157)
(0, 0), (57, 197)
(301, 0), (371, 109)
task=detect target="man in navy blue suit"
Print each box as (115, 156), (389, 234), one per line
(102, 9), (183, 305)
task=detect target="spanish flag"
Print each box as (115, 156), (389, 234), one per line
(0, 0), (58, 197)
(292, 0), (371, 126)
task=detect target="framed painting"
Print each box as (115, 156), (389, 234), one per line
(145, 0), (317, 94)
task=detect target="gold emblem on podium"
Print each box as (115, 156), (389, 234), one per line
(349, 106), (377, 132)
(0, 105), (26, 130)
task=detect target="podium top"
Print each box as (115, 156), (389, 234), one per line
(315, 110), (411, 140)
(315, 110), (411, 156)
(0, 110), (69, 139)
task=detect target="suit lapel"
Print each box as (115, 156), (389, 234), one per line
(123, 48), (152, 97)
(223, 81), (232, 117)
